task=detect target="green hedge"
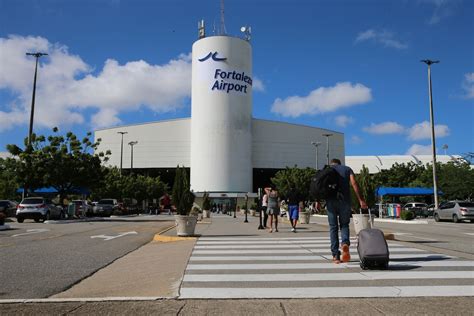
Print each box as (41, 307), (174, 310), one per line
(400, 210), (415, 221)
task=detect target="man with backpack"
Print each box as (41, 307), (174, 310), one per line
(312, 159), (367, 264)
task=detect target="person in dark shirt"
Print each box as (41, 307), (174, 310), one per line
(286, 185), (300, 232)
(327, 158), (367, 264)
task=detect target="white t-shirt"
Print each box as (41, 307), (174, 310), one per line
(262, 194), (268, 207)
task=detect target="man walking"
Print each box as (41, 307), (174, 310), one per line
(326, 158), (367, 264)
(286, 185), (300, 232)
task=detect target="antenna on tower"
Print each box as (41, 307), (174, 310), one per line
(198, 19), (206, 39)
(220, 0), (227, 35)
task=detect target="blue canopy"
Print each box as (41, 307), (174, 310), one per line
(17, 187), (90, 195)
(375, 187), (443, 197)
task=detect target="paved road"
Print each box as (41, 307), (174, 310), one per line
(179, 215), (474, 299)
(0, 216), (174, 299)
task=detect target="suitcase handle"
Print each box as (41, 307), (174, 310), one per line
(359, 208), (373, 229)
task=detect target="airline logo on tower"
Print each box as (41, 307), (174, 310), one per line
(198, 51), (252, 94)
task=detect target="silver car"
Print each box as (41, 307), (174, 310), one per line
(434, 201), (474, 223)
(16, 197), (64, 223)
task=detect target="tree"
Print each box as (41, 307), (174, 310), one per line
(357, 165), (376, 208)
(0, 158), (19, 200)
(6, 128), (110, 203)
(271, 166), (314, 201)
(172, 166), (194, 215)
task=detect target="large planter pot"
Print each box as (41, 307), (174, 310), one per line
(203, 210), (211, 218)
(299, 211), (311, 224)
(250, 209), (256, 216)
(175, 215), (198, 236)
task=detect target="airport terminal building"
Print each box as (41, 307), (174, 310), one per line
(95, 24), (344, 193)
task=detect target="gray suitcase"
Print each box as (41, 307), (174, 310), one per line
(356, 209), (389, 270)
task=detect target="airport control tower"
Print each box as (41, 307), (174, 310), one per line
(190, 12), (253, 193)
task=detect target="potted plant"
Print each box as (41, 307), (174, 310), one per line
(172, 165), (196, 236)
(299, 207), (311, 224)
(202, 192), (211, 218)
(250, 203), (257, 216)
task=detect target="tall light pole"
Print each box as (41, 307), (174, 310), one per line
(117, 131), (128, 175)
(322, 133), (333, 166)
(421, 59), (440, 209)
(311, 141), (322, 170)
(26, 52), (48, 146)
(128, 141), (138, 172)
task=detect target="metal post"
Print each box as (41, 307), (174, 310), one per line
(322, 134), (333, 166)
(234, 197), (237, 218)
(128, 141), (138, 173)
(244, 194), (248, 223)
(421, 59), (440, 209)
(257, 188), (264, 229)
(311, 141), (321, 170)
(26, 52), (48, 146)
(117, 132), (127, 175)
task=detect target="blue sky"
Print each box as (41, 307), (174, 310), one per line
(0, 0), (473, 156)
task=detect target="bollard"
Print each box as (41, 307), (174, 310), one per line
(244, 194), (249, 223)
(257, 188), (264, 229)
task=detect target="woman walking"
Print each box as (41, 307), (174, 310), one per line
(264, 186), (280, 232)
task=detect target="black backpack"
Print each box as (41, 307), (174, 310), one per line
(310, 167), (342, 200)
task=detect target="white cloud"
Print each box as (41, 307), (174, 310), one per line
(462, 72), (474, 99)
(363, 122), (405, 134)
(271, 82), (372, 118)
(335, 115), (354, 127)
(407, 121), (450, 140)
(406, 144), (433, 155)
(419, 0), (458, 25)
(350, 135), (362, 144)
(0, 35), (192, 132)
(253, 76), (265, 92)
(355, 29), (408, 50)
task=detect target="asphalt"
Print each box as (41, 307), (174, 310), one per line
(1, 213), (471, 315)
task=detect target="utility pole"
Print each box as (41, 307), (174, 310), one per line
(421, 59), (440, 209)
(26, 52), (48, 146)
(311, 141), (322, 170)
(322, 134), (333, 166)
(117, 132), (128, 175)
(128, 141), (138, 173)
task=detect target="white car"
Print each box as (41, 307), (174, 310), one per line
(16, 197), (64, 223)
(434, 201), (474, 223)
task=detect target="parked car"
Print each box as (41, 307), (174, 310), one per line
(71, 200), (93, 217)
(0, 200), (18, 217)
(434, 201), (474, 223)
(16, 197), (64, 223)
(92, 199), (120, 217)
(403, 202), (429, 218)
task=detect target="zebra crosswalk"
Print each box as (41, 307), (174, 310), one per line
(179, 236), (474, 299)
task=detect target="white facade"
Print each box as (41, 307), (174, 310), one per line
(346, 155), (464, 174)
(191, 36), (253, 192)
(94, 118), (344, 175)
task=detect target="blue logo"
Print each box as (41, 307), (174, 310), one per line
(198, 52), (227, 62)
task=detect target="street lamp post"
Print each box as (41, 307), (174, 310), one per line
(311, 141), (322, 170)
(117, 132), (128, 175)
(128, 141), (138, 173)
(322, 134), (333, 166)
(26, 52), (48, 146)
(421, 59), (440, 209)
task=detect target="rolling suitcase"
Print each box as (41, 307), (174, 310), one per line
(356, 208), (390, 270)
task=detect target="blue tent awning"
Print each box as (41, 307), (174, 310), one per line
(375, 187), (443, 197)
(17, 187), (90, 195)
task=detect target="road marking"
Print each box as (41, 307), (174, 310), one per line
(90, 231), (138, 241)
(198, 237), (358, 241)
(179, 286), (474, 299)
(184, 271), (473, 282)
(393, 232), (437, 241)
(194, 244), (409, 249)
(192, 248), (425, 255)
(465, 233), (474, 236)
(190, 255), (327, 261)
(12, 229), (50, 237)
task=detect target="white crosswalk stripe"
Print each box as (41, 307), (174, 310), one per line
(179, 237), (474, 299)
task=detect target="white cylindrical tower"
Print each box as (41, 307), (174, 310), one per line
(191, 35), (253, 192)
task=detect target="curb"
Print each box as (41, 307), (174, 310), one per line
(0, 297), (176, 304)
(152, 225), (197, 242)
(0, 224), (11, 231)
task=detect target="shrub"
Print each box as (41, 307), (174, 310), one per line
(400, 210), (415, 221)
(202, 192), (211, 210)
(250, 204), (257, 210)
(172, 166), (195, 216)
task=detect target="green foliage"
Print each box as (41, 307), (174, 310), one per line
(400, 210), (415, 221)
(6, 129), (110, 201)
(0, 158), (20, 200)
(172, 166), (195, 216)
(202, 192), (211, 210)
(271, 166), (314, 201)
(351, 165), (377, 210)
